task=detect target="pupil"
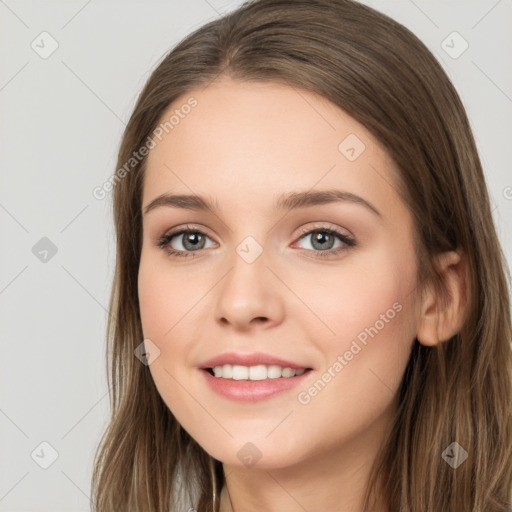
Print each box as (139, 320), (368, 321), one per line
(313, 231), (333, 250)
(183, 232), (204, 250)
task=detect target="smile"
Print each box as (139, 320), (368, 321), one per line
(207, 364), (308, 380)
(201, 366), (313, 402)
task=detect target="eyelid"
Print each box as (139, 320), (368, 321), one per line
(291, 223), (356, 257)
(158, 223), (216, 241)
(156, 222), (350, 244)
(155, 222), (356, 258)
(294, 222), (353, 240)
(156, 224), (217, 248)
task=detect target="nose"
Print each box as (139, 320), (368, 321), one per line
(214, 247), (285, 331)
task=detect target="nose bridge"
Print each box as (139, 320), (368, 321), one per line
(214, 233), (283, 327)
(224, 234), (269, 303)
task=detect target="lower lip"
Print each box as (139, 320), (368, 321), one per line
(200, 368), (313, 402)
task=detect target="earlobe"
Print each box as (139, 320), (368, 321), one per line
(416, 250), (468, 347)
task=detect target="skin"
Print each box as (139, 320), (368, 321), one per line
(137, 77), (467, 512)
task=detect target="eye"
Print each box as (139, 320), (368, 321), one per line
(293, 226), (356, 258)
(156, 225), (216, 258)
(155, 224), (356, 259)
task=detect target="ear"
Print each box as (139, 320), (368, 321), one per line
(416, 250), (468, 346)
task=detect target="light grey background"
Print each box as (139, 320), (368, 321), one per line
(1, 1), (511, 510)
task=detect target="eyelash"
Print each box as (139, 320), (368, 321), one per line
(155, 225), (356, 259)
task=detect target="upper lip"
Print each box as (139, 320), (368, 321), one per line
(198, 352), (312, 370)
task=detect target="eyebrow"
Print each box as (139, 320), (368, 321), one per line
(142, 189), (382, 218)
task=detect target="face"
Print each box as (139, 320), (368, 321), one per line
(138, 77), (420, 469)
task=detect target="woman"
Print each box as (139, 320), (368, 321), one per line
(90, 1), (512, 511)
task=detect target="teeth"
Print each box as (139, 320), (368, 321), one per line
(211, 364), (307, 380)
(232, 365), (248, 380)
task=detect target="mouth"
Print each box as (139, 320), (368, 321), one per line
(198, 351), (313, 376)
(203, 364), (314, 380)
(200, 364), (314, 402)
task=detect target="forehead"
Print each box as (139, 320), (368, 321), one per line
(142, 77), (403, 217)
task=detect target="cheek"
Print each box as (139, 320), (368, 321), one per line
(137, 250), (202, 339)
(291, 242), (418, 398)
(268, 261), (416, 463)
(137, 256), (199, 419)
(294, 242), (416, 343)
(138, 258), (171, 339)
(137, 250), (214, 392)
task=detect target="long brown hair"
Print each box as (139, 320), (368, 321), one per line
(90, 1), (512, 510)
